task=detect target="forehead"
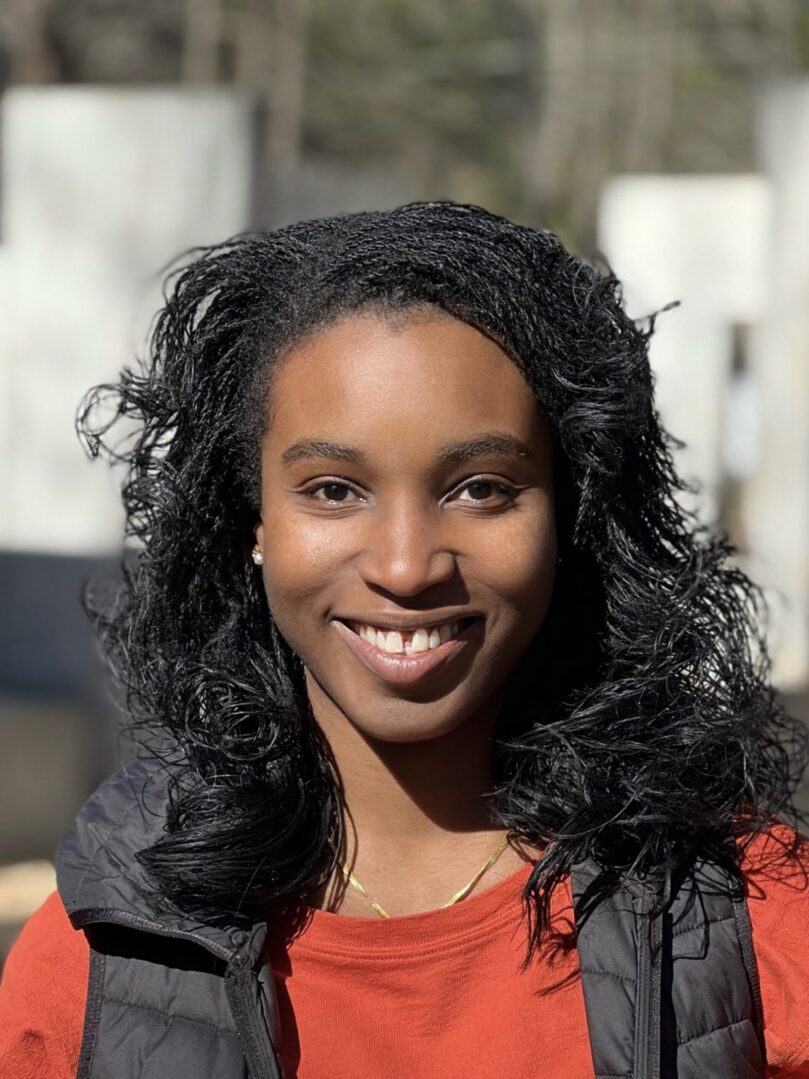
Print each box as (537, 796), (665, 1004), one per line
(266, 312), (545, 446)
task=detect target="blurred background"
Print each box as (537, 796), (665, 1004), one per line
(2, 0), (809, 962)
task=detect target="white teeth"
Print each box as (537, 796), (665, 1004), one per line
(352, 618), (471, 654)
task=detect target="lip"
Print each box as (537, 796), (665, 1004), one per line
(331, 616), (483, 687)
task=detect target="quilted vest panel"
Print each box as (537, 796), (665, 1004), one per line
(75, 922), (281, 1079)
(571, 857), (765, 1079)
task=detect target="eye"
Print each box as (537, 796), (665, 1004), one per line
(452, 478), (518, 505)
(301, 480), (364, 505)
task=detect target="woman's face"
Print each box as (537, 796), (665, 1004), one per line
(255, 309), (557, 743)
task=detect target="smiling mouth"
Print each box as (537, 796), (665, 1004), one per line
(341, 616), (479, 656)
(330, 616), (483, 687)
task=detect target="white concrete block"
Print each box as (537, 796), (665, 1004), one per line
(0, 88), (253, 555)
(597, 175), (770, 526)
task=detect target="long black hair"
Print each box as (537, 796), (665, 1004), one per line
(77, 200), (808, 961)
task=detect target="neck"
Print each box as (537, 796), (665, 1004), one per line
(301, 675), (542, 916)
(305, 675), (504, 857)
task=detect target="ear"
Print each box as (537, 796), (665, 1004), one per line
(254, 521), (264, 550)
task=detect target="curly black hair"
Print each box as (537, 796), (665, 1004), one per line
(76, 200), (808, 963)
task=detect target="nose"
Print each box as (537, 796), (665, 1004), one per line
(356, 500), (457, 598)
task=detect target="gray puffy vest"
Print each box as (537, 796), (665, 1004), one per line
(55, 757), (766, 1078)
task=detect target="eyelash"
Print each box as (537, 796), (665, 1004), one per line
(299, 477), (519, 507)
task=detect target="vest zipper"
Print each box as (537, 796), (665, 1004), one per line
(75, 943), (106, 1079)
(732, 895), (767, 1068)
(226, 963), (284, 1079)
(633, 895), (662, 1079)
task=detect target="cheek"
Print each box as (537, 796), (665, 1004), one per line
(260, 509), (346, 620)
(479, 512), (557, 637)
(480, 506), (556, 587)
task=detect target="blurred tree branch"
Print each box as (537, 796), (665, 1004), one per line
(1, 0), (807, 248)
(0, 0), (58, 83)
(182, 0), (223, 83)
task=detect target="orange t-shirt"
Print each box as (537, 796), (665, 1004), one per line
(2, 829), (809, 1078)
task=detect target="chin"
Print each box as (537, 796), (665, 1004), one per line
(350, 705), (471, 744)
(308, 660), (491, 746)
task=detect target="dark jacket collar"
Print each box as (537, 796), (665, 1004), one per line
(55, 754), (267, 968)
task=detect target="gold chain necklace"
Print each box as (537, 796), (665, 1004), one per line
(326, 833), (511, 919)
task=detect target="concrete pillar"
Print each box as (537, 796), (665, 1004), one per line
(596, 174), (809, 690)
(0, 88), (254, 556)
(744, 83), (809, 688)
(598, 175), (771, 528)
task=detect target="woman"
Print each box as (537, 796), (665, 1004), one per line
(1, 200), (808, 1078)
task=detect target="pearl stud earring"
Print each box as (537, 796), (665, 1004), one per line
(251, 548), (264, 566)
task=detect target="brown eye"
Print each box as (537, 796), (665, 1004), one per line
(466, 482), (496, 501)
(301, 481), (363, 505)
(454, 478), (517, 505)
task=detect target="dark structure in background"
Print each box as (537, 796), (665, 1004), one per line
(0, 550), (119, 867)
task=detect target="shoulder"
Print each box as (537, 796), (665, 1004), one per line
(738, 822), (809, 1075)
(739, 821), (809, 916)
(0, 890), (89, 1079)
(739, 822), (809, 969)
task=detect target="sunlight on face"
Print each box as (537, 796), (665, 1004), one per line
(255, 309), (557, 744)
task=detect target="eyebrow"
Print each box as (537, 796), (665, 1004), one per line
(280, 433), (535, 468)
